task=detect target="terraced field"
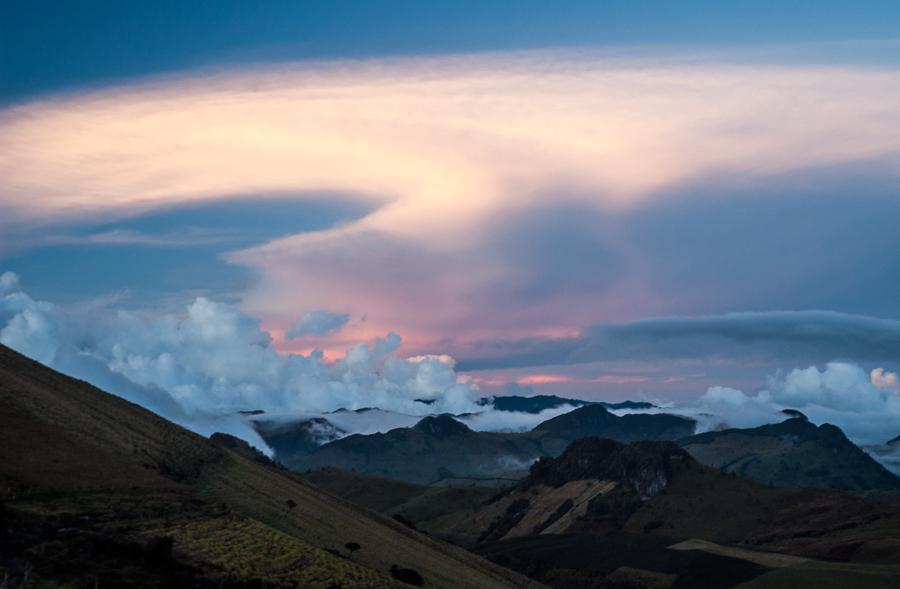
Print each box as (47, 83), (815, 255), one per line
(155, 516), (397, 588)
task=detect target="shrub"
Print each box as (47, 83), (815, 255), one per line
(389, 565), (424, 586)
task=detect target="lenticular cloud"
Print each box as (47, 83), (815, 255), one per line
(0, 272), (481, 435)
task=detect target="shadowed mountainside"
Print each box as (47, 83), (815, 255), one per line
(680, 416), (900, 491)
(0, 343), (540, 588)
(531, 404), (695, 443)
(451, 436), (900, 588)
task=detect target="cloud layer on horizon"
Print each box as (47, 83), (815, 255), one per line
(0, 272), (483, 449)
(0, 271), (646, 449)
(459, 310), (900, 370)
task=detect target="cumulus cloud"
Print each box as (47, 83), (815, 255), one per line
(286, 310), (350, 339)
(0, 273), (635, 450)
(0, 271), (20, 295)
(459, 311), (900, 370)
(0, 273), (485, 450)
(670, 362), (900, 472)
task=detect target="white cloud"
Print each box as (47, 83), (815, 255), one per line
(286, 310), (350, 339)
(0, 271), (21, 295)
(0, 273), (485, 450)
(458, 404), (581, 433)
(685, 362), (900, 458)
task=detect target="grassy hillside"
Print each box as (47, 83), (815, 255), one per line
(0, 343), (540, 588)
(300, 468), (497, 535)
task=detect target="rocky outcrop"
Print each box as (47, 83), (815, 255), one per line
(525, 437), (693, 500)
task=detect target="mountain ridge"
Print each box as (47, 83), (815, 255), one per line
(282, 405), (697, 484)
(0, 343), (539, 588)
(680, 417), (900, 491)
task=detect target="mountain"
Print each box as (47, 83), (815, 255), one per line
(532, 404), (696, 442)
(600, 400), (657, 411)
(450, 436), (900, 588)
(287, 406), (696, 485)
(479, 395), (654, 413)
(680, 417), (900, 491)
(290, 415), (544, 485)
(525, 438), (691, 500)
(414, 414), (474, 437)
(254, 416), (346, 465)
(0, 343), (538, 588)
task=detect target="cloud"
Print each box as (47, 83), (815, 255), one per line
(0, 272), (485, 450)
(459, 311), (900, 370)
(286, 310), (350, 339)
(7, 270), (900, 464)
(50, 228), (239, 247)
(872, 367), (900, 394)
(0, 271), (651, 450)
(3, 48), (900, 347)
(5, 50), (900, 227)
(457, 404), (581, 433)
(674, 362), (900, 467)
(0, 271), (20, 295)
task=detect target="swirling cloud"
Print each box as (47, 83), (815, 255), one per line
(3, 49), (900, 345)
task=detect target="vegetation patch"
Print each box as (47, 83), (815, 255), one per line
(155, 515), (398, 588)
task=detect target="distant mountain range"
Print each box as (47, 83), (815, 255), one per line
(477, 394), (655, 413)
(261, 401), (900, 493)
(271, 405), (696, 484)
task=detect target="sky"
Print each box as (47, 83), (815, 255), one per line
(3, 1), (900, 414)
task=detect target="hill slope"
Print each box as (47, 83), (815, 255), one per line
(680, 416), (900, 491)
(0, 343), (539, 588)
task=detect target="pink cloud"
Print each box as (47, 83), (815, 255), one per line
(3, 48), (900, 352)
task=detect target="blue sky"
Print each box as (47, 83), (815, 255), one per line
(2, 1), (900, 403)
(4, 1), (900, 102)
